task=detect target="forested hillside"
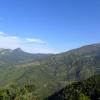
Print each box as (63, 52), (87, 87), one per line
(0, 75), (99, 100)
(46, 75), (100, 100)
(0, 43), (100, 99)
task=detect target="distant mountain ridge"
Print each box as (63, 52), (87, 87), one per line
(60, 43), (100, 56)
(0, 48), (52, 66)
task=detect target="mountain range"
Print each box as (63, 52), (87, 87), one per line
(0, 43), (100, 99)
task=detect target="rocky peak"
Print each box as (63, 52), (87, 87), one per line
(13, 48), (24, 52)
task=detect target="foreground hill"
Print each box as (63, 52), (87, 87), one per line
(46, 75), (100, 100)
(0, 43), (100, 98)
(0, 75), (99, 100)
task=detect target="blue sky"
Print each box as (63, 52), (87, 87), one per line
(0, 0), (100, 53)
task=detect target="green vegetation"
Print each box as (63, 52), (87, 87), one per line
(0, 75), (99, 100)
(46, 75), (100, 100)
(0, 84), (41, 100)
(0, 43), (100, 99)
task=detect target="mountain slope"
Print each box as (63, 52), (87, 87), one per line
(0, 48), (51, 66)
(0, 75), (99, 100)
(0, 43), (100, 98)
(46, 75), (100, 100)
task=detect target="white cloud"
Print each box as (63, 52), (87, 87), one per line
(26, 38), (46, 44)
(0, 32), (6, 35)
(0, 32), (57, 53)
(0, 35), (21, 49)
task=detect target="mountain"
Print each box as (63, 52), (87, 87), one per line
(0, 48), (12, 54)
(0, 43), (100, 99)
(46, 75), (100, 100)
(0, 48), (52, 66)
(62, 43), (100, 55)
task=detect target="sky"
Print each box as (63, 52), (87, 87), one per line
(0, 0), (100, 53)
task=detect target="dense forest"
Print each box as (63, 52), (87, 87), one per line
(0, 84), (41, 100)
(0, 75), (99, 100)
(46, 75), (100, 100)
